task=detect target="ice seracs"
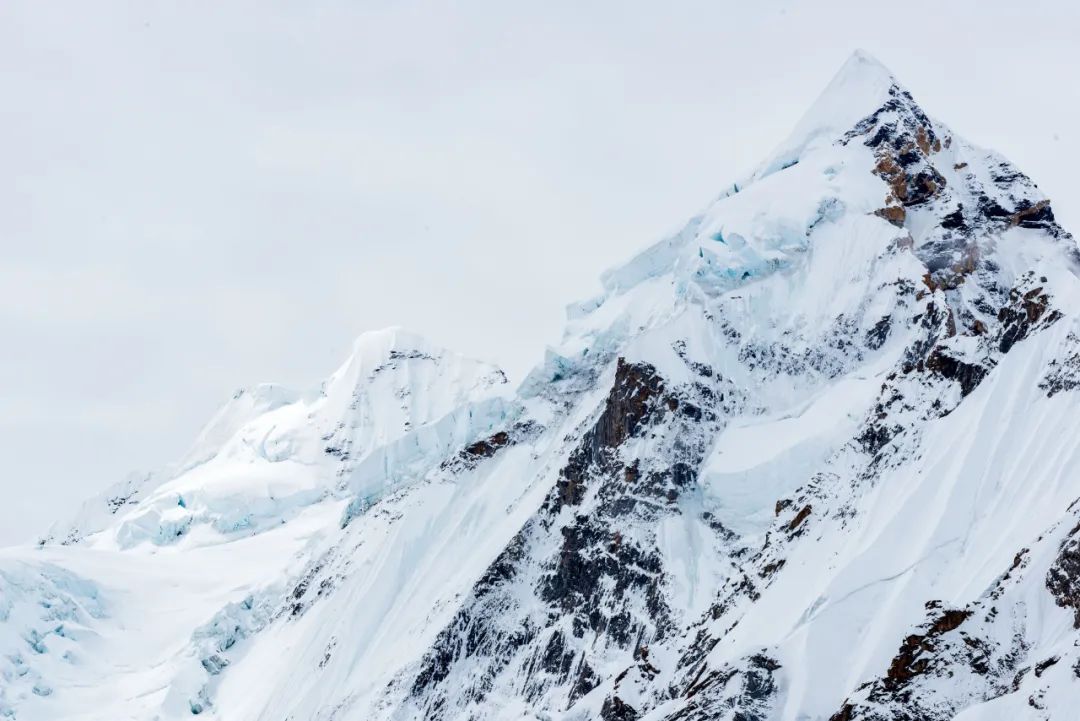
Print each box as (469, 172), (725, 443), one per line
(43, 327), (509, 549)
(8, 51), (1080, 721)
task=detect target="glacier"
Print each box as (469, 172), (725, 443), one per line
(4, 50), (1080, 720)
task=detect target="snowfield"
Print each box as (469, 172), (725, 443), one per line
(5, 51), (1080, 720)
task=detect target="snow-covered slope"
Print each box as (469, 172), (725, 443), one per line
(5, 51), (1080, 721)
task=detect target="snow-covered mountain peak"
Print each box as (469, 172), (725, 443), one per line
(42, 327), (510, 550)
(320, 325), (507, 442)
(334, 325), (459, 377)
(10, 53), (1080, 721)
(757, 49), (900, 179)
(552, 52), (1074, 409)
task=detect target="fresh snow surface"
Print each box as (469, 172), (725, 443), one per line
(5, 51), (1080, 721)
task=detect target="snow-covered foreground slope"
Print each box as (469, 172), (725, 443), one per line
(5, 51), (1080, 720)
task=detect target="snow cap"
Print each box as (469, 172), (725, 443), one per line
(756, 49), (901, 178)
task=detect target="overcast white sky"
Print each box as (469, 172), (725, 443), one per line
(2, 0), (1078, 545)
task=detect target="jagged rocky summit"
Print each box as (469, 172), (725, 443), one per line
(5, 50), (1080, 721)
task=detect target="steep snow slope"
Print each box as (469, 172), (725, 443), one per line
(5, 51), (1080, 721)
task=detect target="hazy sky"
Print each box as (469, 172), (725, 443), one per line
(2, 0), (1078, 544)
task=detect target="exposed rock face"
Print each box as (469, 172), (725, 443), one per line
(554, 359), (670, 509)
(404, 358), (740, 718)
(923, 346), (988, 398)
(998, 281), (1058, 353)
(881, 608), (973, 691)
(1039, 333), (1080, 397)
(664, 653), (782, 721)
(1047, 522), (1080, 628)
